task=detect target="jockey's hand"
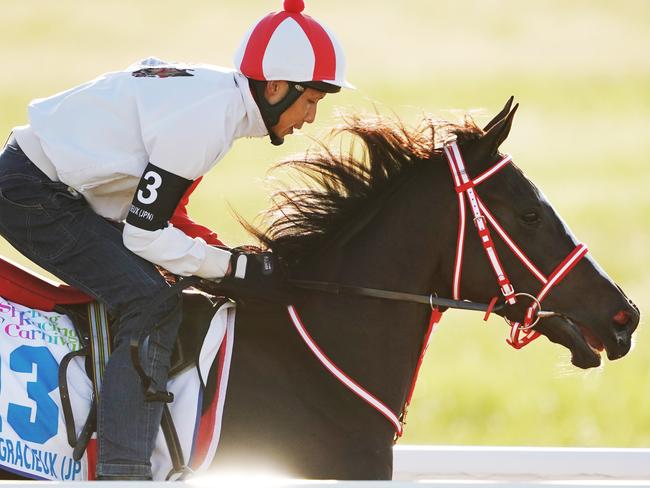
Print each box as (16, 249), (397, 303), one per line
(206, 247), (291, 304)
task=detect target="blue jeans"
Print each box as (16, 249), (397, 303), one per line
(0, 138), (182, 480)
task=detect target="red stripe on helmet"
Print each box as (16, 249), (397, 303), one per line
(239, 11), (291, 80)
(290, 13), (337, 81)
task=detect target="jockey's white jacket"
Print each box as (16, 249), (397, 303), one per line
(12, 58), (268, 279)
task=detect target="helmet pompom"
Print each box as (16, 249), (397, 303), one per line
(283, 0), (305, 14)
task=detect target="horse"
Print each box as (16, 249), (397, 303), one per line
(211, 98), (639, 479)
(0, 98), (640, 480)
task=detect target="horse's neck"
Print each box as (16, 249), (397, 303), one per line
(293, 162), (455, 432)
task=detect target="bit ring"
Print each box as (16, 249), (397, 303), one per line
(503, 292), (543, 330)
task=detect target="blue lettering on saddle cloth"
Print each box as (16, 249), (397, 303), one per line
(0, 298), (90, 480)
(0, 436), (81, 479)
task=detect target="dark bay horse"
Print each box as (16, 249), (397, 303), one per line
(0, 99), (639, 480)
(211, 99), (639, 479)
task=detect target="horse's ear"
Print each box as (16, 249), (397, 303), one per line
(483, 96), (514, 132)
(479, 103), (518, 155)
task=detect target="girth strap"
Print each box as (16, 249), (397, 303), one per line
(162, 404), (189, 480)
(87, 302), (111, 399)
(59, 301), (112, 461)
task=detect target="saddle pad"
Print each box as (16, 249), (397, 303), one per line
(0, 295), (235, 480)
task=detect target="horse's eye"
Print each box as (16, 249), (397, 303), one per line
(521, 210), (541, 224)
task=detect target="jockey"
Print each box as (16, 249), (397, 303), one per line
(0, 0), (351, 480)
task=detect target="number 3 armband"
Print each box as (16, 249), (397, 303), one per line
(126, 163), (193, 231)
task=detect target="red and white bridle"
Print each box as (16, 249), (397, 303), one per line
(284, 141), (590, 438)
(443, 140), (589, 348)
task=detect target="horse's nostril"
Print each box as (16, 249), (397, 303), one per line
(613, 310), (632, 327)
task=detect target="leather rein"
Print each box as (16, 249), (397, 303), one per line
(289, 278), (507, 315)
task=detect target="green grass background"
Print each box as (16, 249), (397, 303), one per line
(1, 1), (648, 447)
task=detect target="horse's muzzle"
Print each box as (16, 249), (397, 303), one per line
(606, 305), (639, 360)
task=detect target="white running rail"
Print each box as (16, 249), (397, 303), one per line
(393, 445), (650, 481)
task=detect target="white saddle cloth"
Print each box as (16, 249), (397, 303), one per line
(0, 296), (235, 480)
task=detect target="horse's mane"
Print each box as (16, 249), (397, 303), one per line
(245, 114), (483, 262)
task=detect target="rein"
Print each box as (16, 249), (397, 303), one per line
(283, 140), (590, 439)
(289, 279), (507, 315)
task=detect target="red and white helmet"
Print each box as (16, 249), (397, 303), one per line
(234, 0), (353, 90)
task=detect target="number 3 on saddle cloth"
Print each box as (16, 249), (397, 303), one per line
(0, 256), (234, 480)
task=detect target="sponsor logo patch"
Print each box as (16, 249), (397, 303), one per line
(132, 67), (194, 78)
